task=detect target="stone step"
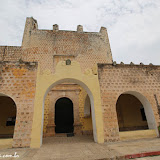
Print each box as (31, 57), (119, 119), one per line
(55, 133), (67, 137)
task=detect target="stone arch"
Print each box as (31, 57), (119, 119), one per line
(54, 95), (76, 108)
(30, 61), (104, 148)
(0, 93), (17, 138)
(42, 78), (96, 140)
(55, 96), (73, 107)
(116, 91), (158, 135)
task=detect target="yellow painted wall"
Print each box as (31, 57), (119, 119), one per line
(82, 115), (93, 131)
(43, 85), (93, 135)
(0, 96), (16, 135)
(79, 87), (93, 132)
(30, 61), (104, 148)
(116, 94), (148, 129)
(43, 94), (49, 134)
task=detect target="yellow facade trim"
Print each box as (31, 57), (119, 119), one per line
(30, 61), (104, 148)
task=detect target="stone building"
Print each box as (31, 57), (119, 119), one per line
(0, 17), (160, 148)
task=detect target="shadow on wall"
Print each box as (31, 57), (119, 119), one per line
(116, 91), (158, 136)
(0, 94), (16, 138)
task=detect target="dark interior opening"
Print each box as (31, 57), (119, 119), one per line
(116, 94), (148, 131)
(55, 97), (74, 133)
(140, 107), (147, 121)
(0, 96), (16, 138)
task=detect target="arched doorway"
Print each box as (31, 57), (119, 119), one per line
(30, 60), (104, 148)
(43, 83), (94, 138)
(116, 94), (148, 131)
(116, 91), (158, 140)
(0, 94), (16, 138)
(55, 97), (74, 133)
(41, 78), (100, 144)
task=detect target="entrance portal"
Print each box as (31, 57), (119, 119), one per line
(55, 97), (74, 133)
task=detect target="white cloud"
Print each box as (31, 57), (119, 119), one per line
(109, 1), (160, 64)
(0, 0), (160, 64)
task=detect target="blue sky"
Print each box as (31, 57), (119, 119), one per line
(0, 0), (160, 64)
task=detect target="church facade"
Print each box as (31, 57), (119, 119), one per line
(0, 17), (160, 148)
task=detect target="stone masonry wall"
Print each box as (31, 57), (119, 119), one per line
(20, 17), (112, 73)
(0, 16), (113, 74)
(0, 61), (37, 147)
(43, 94), (49, 135)
(43, 84), (81, 137)
(0, 46), (22, 61)
(98, 64), (160, 142)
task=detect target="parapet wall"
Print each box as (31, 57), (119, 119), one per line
(0, 17), (113, 74)
(0, 46), (22, 61)
(20, 17), (113, 73)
